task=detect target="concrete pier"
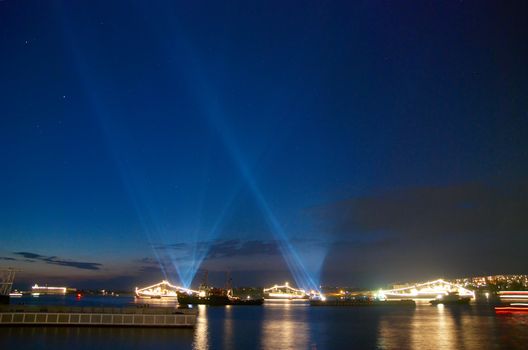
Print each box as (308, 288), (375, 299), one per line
(0, 305), (196, 327)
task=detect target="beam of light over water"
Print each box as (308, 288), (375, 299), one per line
(161, 44), (328, 292)
(208, 115), (323, 293)
(55, 19), (230, 288)
(57, 2), (329, 290)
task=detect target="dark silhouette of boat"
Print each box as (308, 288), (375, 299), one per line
(228, 296), (264, 305)
(430, 292), (471, 305)
(177, 272), (263, 306)
(177, 290), (231, 306)
(177, 289), (264, 306)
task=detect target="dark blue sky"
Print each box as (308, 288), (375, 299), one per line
(1, 1), (527, 289)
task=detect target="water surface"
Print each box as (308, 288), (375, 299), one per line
(1, 296), (526, 349)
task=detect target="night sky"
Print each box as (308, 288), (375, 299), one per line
(1, 1), (527, 290)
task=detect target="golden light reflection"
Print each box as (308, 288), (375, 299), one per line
(378, 302), (501, 349)
(260, 302), (310, 349)
(377, 317), (412, 349)
(193, 305), (209, 350)
(409, 304), (455, 349)
(223, 305), (234, 349)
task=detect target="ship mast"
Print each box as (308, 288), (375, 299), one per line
(199, 270), (209, 290)
(225, 271), (233, 298)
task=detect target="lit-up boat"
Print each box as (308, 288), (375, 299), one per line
(31, 284), (68, 295)
(263, 282), (309, 300)
(135, 280), (185, 300)
(380, 279), (475, 300)
(495, 291), (528, 315)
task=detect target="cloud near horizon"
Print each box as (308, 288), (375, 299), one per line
(154, 239), (281, 261)
(0, 257), (17, 261)
(137, 239), (286, 277)
(12, 252), (102, 271)
(315, 180), (528, 284)
(315, 180), (528, 238)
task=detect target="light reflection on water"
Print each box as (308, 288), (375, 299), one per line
(222, 305), (233, 349)
(260, 301), (309, 349)
(194, 305), (209, 350)
(377, 302), (515, 350)
(410, 304), (457, 349)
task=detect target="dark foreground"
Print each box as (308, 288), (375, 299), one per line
(1, 295), (527, 349)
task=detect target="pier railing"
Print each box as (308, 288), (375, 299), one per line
(0, 305), (197, 327)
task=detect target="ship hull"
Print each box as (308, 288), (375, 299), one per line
(310, 299), (416, 307)
(229, 298), (264, 306)
(177, 293), (264, 306)
(135, 293), (178, 300)
(430, 298), (470, 305)
(177, 293), (231, 306)
(264, 294), (308, 300)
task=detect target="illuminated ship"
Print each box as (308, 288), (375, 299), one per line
(495, 291), (528, 315)
(263, 282), (309, 300)
(378, 279), (475, 300)
(31, 284), (72, 295)
(135, 280), (196, 300)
